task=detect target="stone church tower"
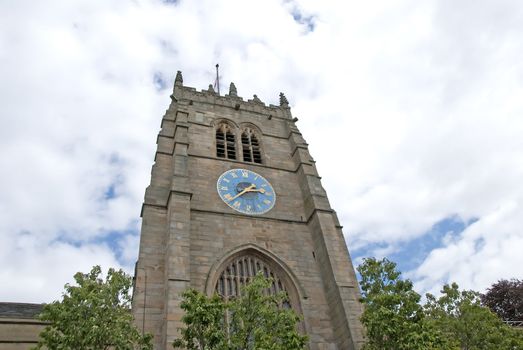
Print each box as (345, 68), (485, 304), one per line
(132, 71), (364, 350)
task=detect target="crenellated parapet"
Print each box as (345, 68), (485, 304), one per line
(171, 71), (293, 120)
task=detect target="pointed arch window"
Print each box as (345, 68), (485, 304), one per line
(212, 251), (301, 339)
(241, 128), (262, 164)
(215, 254), (290, 308)
(216, 123), (236, 160)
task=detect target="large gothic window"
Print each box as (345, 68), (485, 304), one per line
(216, 123), (236, 160)
(241, 128), (262, 164)
(214, 254), (290, 308)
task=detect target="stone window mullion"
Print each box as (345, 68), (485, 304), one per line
(241, 128), (262, 164)
(216, 123), (237, 160)
(215, 254), (290, 303)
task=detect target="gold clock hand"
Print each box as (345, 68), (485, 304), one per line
(229, 184), (256, 201)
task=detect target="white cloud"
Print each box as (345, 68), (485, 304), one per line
(118, 232), (141, 266)
(0, 0), (522, 301)
(0, 234), (121, 303)
(414, 199), (523, 295)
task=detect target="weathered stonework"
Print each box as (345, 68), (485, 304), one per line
(0, 303), (46, 350)
(132, 72), (365, 349)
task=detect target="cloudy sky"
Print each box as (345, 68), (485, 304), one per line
(1, 0), (522, 303)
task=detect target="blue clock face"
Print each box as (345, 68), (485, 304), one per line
(217, 169), (276, 215)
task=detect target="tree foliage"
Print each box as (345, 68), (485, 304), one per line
(172, 273), (307, 350)
(425, 283), (523, 350)
(172, 290), (227, 350)
(357, 257), (447, 350)
(481, 278), (523, 322)
(357, 258), (523, 350)
(35, 265), (152, 350)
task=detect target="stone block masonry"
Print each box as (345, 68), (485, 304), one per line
(132, 72), (364, 350)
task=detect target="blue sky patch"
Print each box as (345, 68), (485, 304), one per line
(95, 229), (140, 267)
(51, 233), (83, 248)
(291, 10), (315, 32)
(473, 237), (486, 252)
(92, 230), (125, 256)
(108, 152), (122, 165)
(104, 184), (116, 199)
(153, 72), (168, 91)
(353, 215), (479, 276)
(49, 226), (139, 265)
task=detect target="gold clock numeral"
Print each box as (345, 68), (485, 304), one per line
(254, 176), (258, 180)
(261, 184), (266, 187)
(246, 205), (252, 212)
(263, 199), (271, 205)
(222, 178), (230, 183)
(265, 192), (272, 196)
(233, 201), (241, 208)
(224, 194), (233, 200)
(256, 204), (262, 210)
(230, 173), (238, 178)
(241, 171), (249, 178)
(220, 186), (228, 191)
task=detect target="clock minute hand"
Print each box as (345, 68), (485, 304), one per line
(229, 184), (256, 201)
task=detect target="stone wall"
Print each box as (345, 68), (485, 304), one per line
(0, 303), (45, 350)
(132, 74), (364, 350)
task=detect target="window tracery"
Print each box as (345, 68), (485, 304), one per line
(241, 128), (262, 164)
(214, 254), (289, 306)
(216, 123), (236, 160)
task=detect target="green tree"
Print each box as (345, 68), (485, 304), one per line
(35, 265), (153, 350)
(172, 290), (227, 350)
(172, 273), (307, 350)
(425, 283), (523, 350)
(357, 257), (523, 350)
(357, 257), (448, 350)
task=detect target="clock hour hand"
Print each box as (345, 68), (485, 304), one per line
(229, 184), (256, 201)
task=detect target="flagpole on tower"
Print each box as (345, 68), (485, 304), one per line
(214, 64), (220, 95)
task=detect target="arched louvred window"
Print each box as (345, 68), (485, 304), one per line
(207, 246), (305, 336)
(241, 128), (262, 164)
(216, 123), (236, 160)
(214, 254), (290, 307)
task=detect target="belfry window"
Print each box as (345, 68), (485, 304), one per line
(241, 128), (262, 164)
(215, 254), (289, 306)
(216, 124), (236, 160)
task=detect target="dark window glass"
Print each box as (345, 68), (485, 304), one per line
(216, 124), (236, 160)
(241, 128), (262, 164)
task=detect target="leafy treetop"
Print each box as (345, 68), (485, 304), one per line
(172, 272), (307, 350)
(35, 265), (152, 350)
(481, 278), (523, 322)
(357, 257), (523, 350)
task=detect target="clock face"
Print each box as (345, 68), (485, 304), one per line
(217, 168), (276, 215)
